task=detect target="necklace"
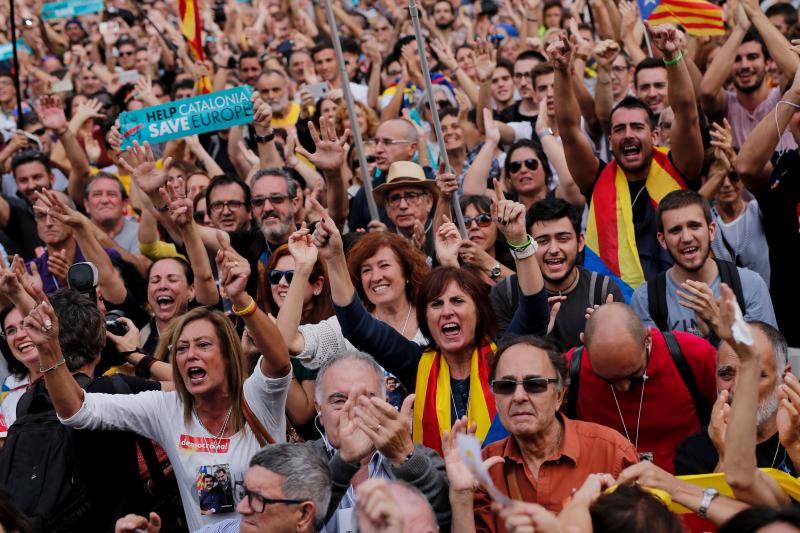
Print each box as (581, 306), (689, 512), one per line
(450, 380), (470, 420)
(770, 438), (782, 469)
(551, 268), (580, 297)
(378, 304), (414, 338)
(609, 376), (647, 450)
(630, 182), (648, 209)
(193, 405), (233, 450)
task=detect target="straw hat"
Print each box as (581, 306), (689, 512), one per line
(372, 161), (439, 205)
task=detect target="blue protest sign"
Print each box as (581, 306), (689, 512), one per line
(0, 41), (33, 61)
(119, 86), (254, 149)
(40, 0), (105, 20)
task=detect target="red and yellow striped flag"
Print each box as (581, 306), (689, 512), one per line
(179, 0), (212, 93)
(647, 0), (725, 36)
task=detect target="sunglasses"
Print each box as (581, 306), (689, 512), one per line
(464, 213), (492, 228)
(268, 269), (294, 285)
(193, 210), (206, 222)
(29, 128), (46, 136)
(508, 159), (540, 173)
(352, 154), (377, 169)
(252, 195), (291, 208)
(491, 377), (559, 395)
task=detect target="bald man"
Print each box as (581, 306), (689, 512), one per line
(564, 302), (717, 472)
(356, 479), (439, 533)
(348, 119), (429, 232)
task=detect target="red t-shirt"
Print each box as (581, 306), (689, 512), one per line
(565, 328), (717, 472)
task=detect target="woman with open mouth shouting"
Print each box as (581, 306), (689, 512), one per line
(20, 234), (293, 532)
(311, 184), (550, 454)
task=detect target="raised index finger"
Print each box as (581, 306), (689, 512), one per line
(492, 178), (505, 203)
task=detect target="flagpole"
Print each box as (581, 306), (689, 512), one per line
(8, 1), (24, 129)
(321, 0), (379, 222)
(408, 0), (467, 238)
(642, 21), (654, 57)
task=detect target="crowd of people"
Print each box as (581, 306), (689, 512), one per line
(0, 0), (798, 531)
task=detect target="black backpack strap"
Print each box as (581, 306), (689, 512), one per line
(647, 272), (670, 332)
(566, 347), (583, 419)
(663, 331), (710, 428)
(600, 276), (610, 303)
(714, 259), (746, 312)
(589, 271), (598, 305)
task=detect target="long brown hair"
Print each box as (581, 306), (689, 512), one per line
(346, 232), (430, 312)
(257, 244), (334, 324)
(169, 307), (247, 433)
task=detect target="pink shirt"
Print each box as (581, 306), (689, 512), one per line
(724, 88), (797, 151)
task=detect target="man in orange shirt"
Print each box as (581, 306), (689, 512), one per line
(454, 335), (638, 533)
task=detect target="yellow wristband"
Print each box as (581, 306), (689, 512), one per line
(232, 296), (257, 317)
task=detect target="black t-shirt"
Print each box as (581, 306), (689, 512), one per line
(674, 429), (796, 476)
(754, 150), (800, 346)
(3, 195), (42, 260)
(496, 101), (537, 132)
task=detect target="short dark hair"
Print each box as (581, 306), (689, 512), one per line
(610, 95), (658, 130)
(205, 173), (252, 211)
(494, 58), (514, 76)
(170, 79), (195, 99)
(741, 29), (770, 60)
(633, 57), (666, 90)
(765, 3), (798, 27)
(438, 106), (459, 121)
(656, 189), (712, 234)
(239, 49), (261, 63)
(310, 40), (334, 60)
(589, 484), (683, 533)
(526, 197), (581, 236)
(515, 50), (546, 64)
(20, 111), (41, 129)
(85, 172), (128, 201)
(504, 139), (553, 188)
(50, 288), (105, 371)
(493, 335), (567, 389)
(340, 36), (360, 56)
(531, 62), (555, 86)
(11, 149), (52, 178)
(719, 506), (800, 533)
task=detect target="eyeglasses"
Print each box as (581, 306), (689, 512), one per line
(508, 159), (540, 173)
(34, 211), (53, 222)
(352, 154), (377, 169)
(251, 195), (292, 208)
(611, 65), (629, 74)
(375, 137), (414, 146)
(193, 211), (206, 223)
(29, 128), (46, 136)
(513, 72), (532, 80)
(234, 483), (307, 514)
(119, 50), (135, 57)
(387, 191), (427, 206)
(491, 377), (559, 395)
(268, 269), (294, 285)
(209, 200), (247, 213)
(464, 213), (492, 228)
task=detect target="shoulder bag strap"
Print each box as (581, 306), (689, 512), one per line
(589, 270), (598, 306)
(663, 331), (710, 428)
(567, 348), (583, 420)
(242, 397), (276, 447)
(647, 272), (669, 332)
(714, 258), (746, 312)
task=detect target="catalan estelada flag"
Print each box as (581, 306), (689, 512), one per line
(638, 0), (725, 36)
(585, 148), (686, 293)
(413, 341), (496, 455)
(179, 0), (212, 93)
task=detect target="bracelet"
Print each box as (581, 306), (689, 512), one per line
(155, 203), (170, 213)
(663, 50), (684, 66)
(40, 357), (67, 374)
(232, 296), (257, 317)
(254, 130), (275, 144)
(507, 234), (533, 250)
(526, 17), (538, 21)
(135, 355), (158, 379)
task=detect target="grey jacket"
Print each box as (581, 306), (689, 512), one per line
(307, 438), (451, 531)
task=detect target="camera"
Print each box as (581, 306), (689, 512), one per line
(68, 262), (98, 302)
(105, 309), (128, 336)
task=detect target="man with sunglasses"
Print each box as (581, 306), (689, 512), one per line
(564, 302), (718, 472)
(469, 335), (637, 528)
(115, 443), (332, 533)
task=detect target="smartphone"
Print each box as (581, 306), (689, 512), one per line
(306, 82), (330, 101)
(51, 78), (74, 93)
(99, 21), (120, 34)
(118, 70), (140, 84)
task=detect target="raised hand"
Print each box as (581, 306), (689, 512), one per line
(287, 226), (319, 270)
(214, 231), (251, 305)
(21, 294), (60, 357)
(435, 171), (458, 201)
(594, 40), (621, 70)
(546, 31), (574, 71)
(431, 38), (459, 71)
(645, 23), (680, 56)
(547, 295), (566, 334)
(435, 216), (463, 267)
(72, 97), (104, 127)
(474, 38), (497, 82)
(459, 240), (495, 270)
(295, 118), (349, 172)
(37, 94), (68, 133)
(47, 250), (70, 286)
(483, 108), (501, 146)
(778, 373), (800, 454)
(251, 94), (273, 136)
(158, 176), (193, 228)
(35, 189), (86, 229)
(709, 119), (736, 167)
(338, 386), (376, 464)
(11, 255), (42, 300)
(708, 390), (730, 458)
(311, 215), (345, 261)
(119, 142), (171, 195)
(712, 283), (754, 360)
(491, 179), (527, 245)
(353, 394), (415, 466)
(442, 416), (504, 495)
(619, 1), (641, 40)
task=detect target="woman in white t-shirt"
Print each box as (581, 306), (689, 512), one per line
(21, 242), (292, 532)
(0, 306), (41, 438)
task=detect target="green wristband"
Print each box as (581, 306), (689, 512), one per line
(663, 50), (684, 66)
(507, 234), (533, 250)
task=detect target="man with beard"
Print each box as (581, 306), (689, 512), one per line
(552, 26), (704, 290)
(428, 0), (466, 48)
(673, 321), (795, 476)
(491, 198), (624, 348)
(256, 70), (301, 135)
(700, 9), (799, 150)
(630, 190), (775, 337)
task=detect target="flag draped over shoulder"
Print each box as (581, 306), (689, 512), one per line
(179, 0), (212, 93)
(638, 0), (725, 36)
(413, 341), (496, 455)
(585, 148), (685, 292)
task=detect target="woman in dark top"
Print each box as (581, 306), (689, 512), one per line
(309, 190), (550, 454)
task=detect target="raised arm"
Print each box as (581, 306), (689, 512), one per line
(462, 109), (500, 196)
(159, 178), (220, 306)
(549, 32), (600, 194)
(276, 228), (319, 355)
(593, 40), (621, 127)
(536, 101), (584, 208)
(699, 121), (735, 201)
(251, 96), (284, 169)
(735, 64), (800, 189)
(699, 14), (749, 117)
(743, 0), (800, 81)
(648, 23), (704, 179)
(216, 234), (291, 378)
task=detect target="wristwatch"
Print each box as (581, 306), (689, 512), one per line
(488, 263), (502, 279)
(537, 127), (554, 139)
(698, 488), (719, 518)
(254, 130), (275, 144)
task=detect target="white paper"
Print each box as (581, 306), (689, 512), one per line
(731, 298), (754, 346)
(456, 433), (513, 507)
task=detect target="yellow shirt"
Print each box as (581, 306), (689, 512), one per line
(272, 101), (301, 129)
